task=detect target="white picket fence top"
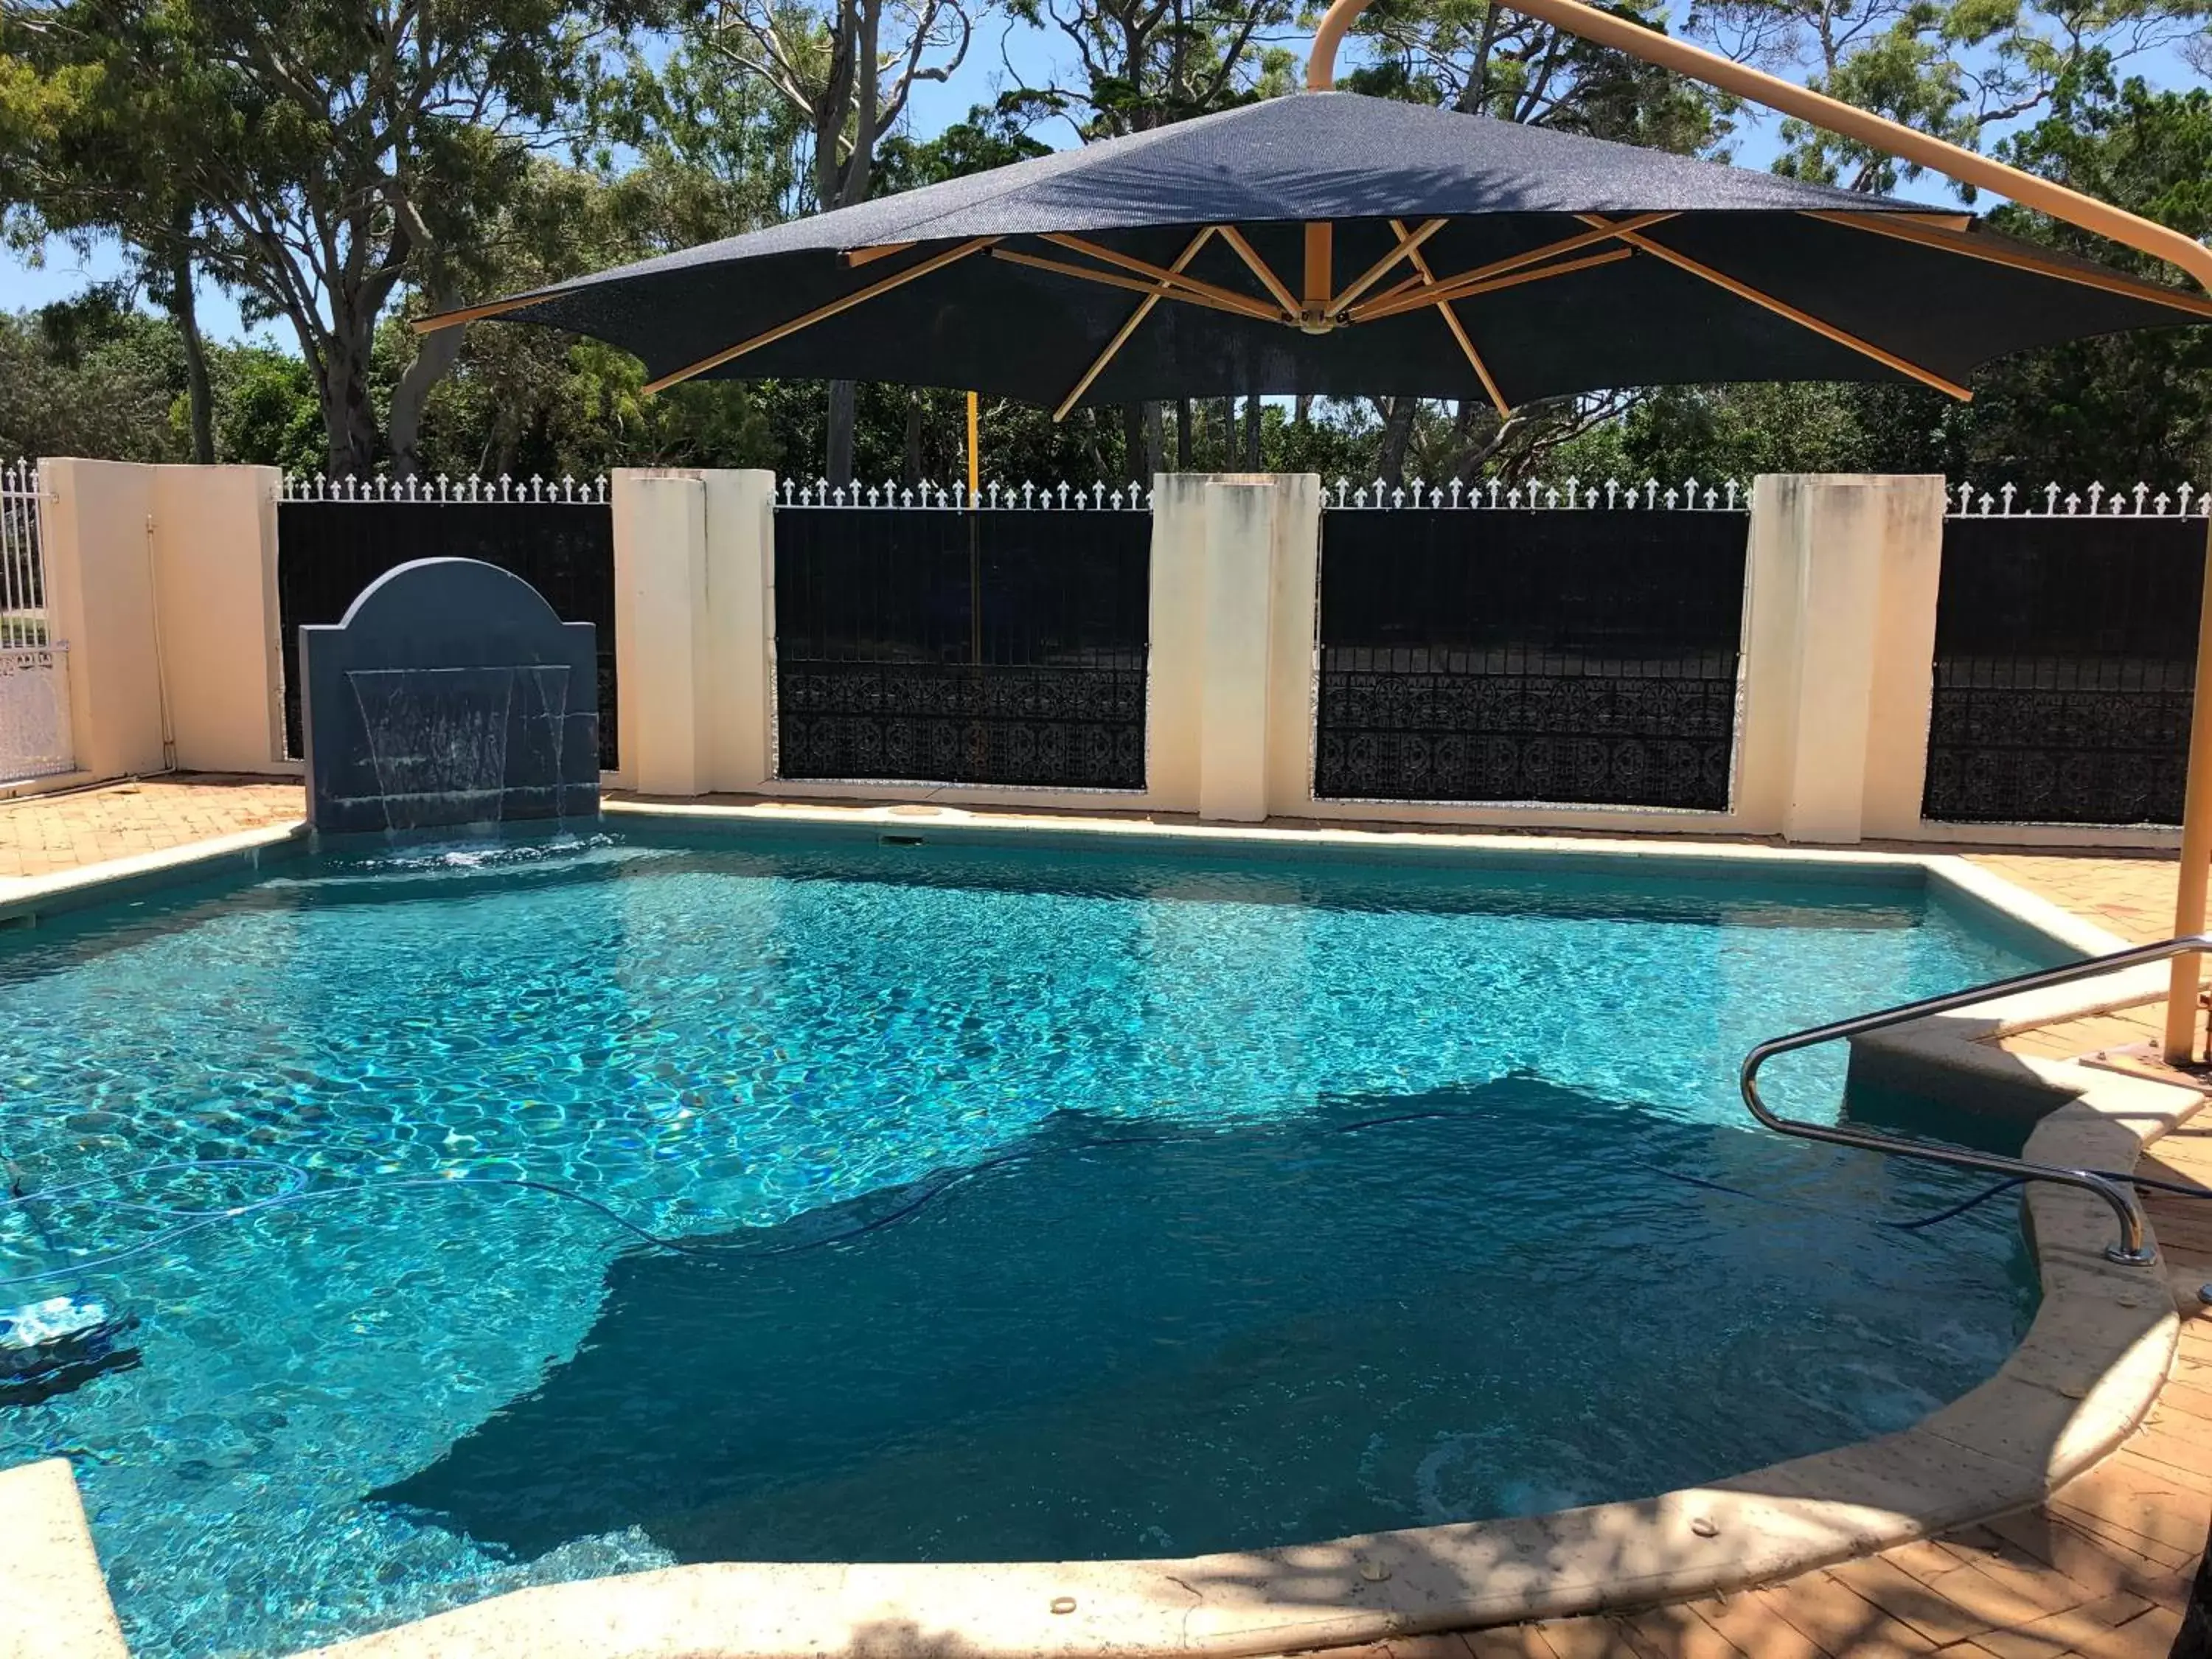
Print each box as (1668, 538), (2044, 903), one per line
(1950, 481), (2211, 518)
(279, 473), (611, 504)
(777, 479), (1154, 509)
(1326, 476), (1747, 510)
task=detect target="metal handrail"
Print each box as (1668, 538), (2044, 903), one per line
(1741, 933), (2212, 1266)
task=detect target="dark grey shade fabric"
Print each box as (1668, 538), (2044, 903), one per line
(459, 91), (2212, 407)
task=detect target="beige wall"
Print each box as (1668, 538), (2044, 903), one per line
(612, 470), (709, 796)
(1195, 480), (1279, 822)
(1747, 474), (1949, 844)
(703, 470), (776, 793)
(38, 460), (293, 782)
(38, 459), (166, 781)
(1144, 476), (1208, 813)
(150, 465), (287, 773)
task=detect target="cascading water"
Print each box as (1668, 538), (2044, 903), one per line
(299, 559), (599, 835)
(347, 665), (572, 832)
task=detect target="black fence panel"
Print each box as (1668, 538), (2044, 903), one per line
(1924, 515), (2208, 825)
(774, 508), (1150, 789)
(1315, 509), (1749, 809)
(277, 501), (617, 769)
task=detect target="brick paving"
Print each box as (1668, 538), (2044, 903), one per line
(1, 781), (2208, 1656)
(0, 774), (303, 880)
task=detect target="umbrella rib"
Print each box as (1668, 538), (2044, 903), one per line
(994, 248), (1285, 323)
(842, 242), (919, 267)
(1051, 227), (1220, 423)
(1346, 214), (1675, 321)
(1801, 209), (2212, 319)
(1392, 220), (1512, 419)
(1216, 226), (1302, 318)
(413, 293), (552, 334)
(1579, 215), (1972, 400)
(640, 237), (1001, 395)
(1353, 247), (1634, 323)
(1330, 218), (1450, 317)
(1037, 233), (1294, 321)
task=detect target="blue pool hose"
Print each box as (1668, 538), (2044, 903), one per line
(0, 1113), (2203, 1296)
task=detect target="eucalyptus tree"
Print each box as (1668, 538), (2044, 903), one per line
(1703, 0), (2211, 193)
(699, 0), (977, 482)
(0, 0), (672, 476)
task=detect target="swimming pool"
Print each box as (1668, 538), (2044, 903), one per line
(0, 824), (2066, 1657)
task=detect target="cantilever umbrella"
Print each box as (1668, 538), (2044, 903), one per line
(422, 0), (2212, 1062)
(419, 92), (2212, 422)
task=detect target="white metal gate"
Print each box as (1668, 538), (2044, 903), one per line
(0, 463), (74, 782)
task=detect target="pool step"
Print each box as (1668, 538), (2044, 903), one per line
(0, 1457), (128, 1659)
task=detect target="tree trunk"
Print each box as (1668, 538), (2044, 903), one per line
(1175, 398), (1193, 469)
(1144, 402), (1165, 481)
(389, 303), (466, 482)
(902, 392), (923, 485)
(1295, 393), (1312, 427)
(1378, 396), (1419, 487)
(1243, 394), (1262, 469)
(170, 237), (215, 465)
(1121, 403), (1147, 487)
(1215, 397), (1234, 467)
(827, 380), (857, 486)
(319, 341), (378, 478)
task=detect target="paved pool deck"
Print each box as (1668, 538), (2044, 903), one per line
(4, 774), (2210, 1659)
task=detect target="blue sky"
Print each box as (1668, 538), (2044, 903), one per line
(2, 20), (2198, 345)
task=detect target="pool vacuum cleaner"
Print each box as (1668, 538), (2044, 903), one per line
(1, 1159), (139, 1405)
(0, 1292), (136, 1403)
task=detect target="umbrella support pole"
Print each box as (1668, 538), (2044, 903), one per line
(2165, 518), (2212, 1064)
(1303, 224), (1333, 331)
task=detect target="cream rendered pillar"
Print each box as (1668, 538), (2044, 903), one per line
(612, 469), (709, 796)
(1747, 473), (1947, 844)
(1263, 473), (1324, 815)
(37, 459), (167, 780)
(1197, 479), (1280, 822)
(700, 469), (776, 794)
(1143, 476), (1210, 813)
(149, 465), (288, 773)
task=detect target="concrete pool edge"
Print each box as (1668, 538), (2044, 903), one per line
(0, 820), (308, 928)
(0, 804), (2199, 1658)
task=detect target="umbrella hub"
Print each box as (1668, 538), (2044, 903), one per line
(1298, 305), (1340, 335)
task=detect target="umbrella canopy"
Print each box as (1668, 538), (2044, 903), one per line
(427, 91), (2212, 415)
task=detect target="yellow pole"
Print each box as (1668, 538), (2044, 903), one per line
(967, 392), (981, 501)
(1302, 0), (2212, 293)
(2165, 515), (2212, 1062)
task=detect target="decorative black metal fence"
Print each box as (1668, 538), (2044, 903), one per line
(1315, 490), (1750, 810)
(773, 491), (1151, 789)
(276, 481), (617, 769)
(1924, 498), (2211, 826)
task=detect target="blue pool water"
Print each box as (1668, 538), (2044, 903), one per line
(0, 827), (2062, 1657)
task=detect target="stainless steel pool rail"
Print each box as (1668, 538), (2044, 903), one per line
(1741, 933), (2212, 1267)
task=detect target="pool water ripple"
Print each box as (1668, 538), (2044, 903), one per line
(0, 831), (2057, 1656)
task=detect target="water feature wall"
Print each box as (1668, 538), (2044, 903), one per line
(299, 557), (600, 833)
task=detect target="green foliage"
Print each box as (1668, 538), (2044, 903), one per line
(1337, 0), (1738, 153)
(0, 0), (680, 473)
(875, 97), (1053, 189)
(1004, 0), (1297, 136)
(1944, 69), (2212, 481)
(1752, 0), (2211, 193)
